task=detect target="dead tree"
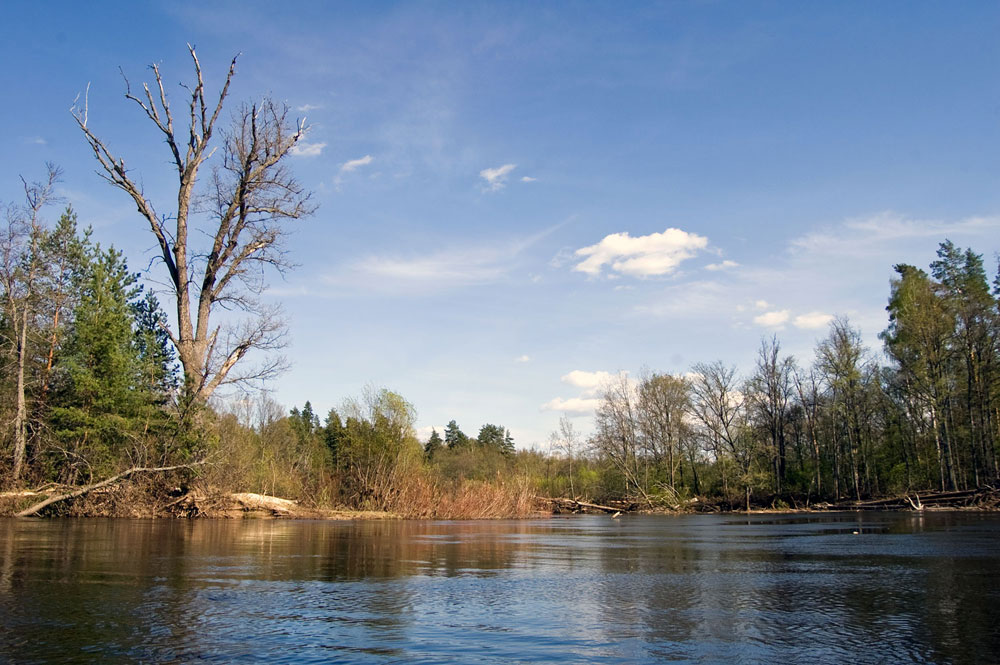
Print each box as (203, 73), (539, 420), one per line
(72, 46), (313, 405)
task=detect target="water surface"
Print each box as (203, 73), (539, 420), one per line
(2, 512), (998, 664)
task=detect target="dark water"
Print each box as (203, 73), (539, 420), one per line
(1, 513), (999, 664)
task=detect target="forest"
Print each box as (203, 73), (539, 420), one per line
(1, 49), (999, 517)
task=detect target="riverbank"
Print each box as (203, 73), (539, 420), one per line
(4, 483), (998, 519)
(541, 486), (1000, 516)
(0, 485), (400, 520)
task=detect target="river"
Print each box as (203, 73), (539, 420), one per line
(1, 512), (998, 664)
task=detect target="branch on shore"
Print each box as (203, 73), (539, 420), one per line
(822, 486), (999, 511)
(537, 496), (635, 514)
(15, 461), (207, 517)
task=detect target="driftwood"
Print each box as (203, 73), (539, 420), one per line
(824, 486), (999, 511)
(538, 497), (635, 514)
(15, 461), (206, 517)
(164, 490), (300, 518)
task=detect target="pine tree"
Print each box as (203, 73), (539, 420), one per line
(48, 245), (174, 478)
(444, 420), (468, 448)
(424, 428), (443, 459)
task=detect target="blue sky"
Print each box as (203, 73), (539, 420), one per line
(3, 2), (999, 447)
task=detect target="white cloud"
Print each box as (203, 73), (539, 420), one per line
(290, 141), (326, 157)
(754, 310), (790, 328)
(541, 369), (624, 415)
(705, 260), (739, 271)
(573, 228), (709, 278)
(793, 311), (834, 330)
(754, 300), (771, 310)
(515, 355), (531, 363)
(25, 136), (47, 146)
(340, 155), (374, 173)
(480, 163), (517, 191)
(540, 396), (602, 414)
(296, 104), (322, 112)
(520, 176), (537, 182)
(414, 425), (441, 442)
(561, 370), (617, 395)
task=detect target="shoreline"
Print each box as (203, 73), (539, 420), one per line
(3, 488), (997, 520)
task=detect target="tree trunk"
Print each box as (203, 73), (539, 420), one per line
(12, 312), (29, 480)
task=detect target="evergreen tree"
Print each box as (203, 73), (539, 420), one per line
(424, 428), (443, 459)
(48, 245), (172, 478)
(444, 420), (469, 448)
(132, 290), (179, 398)
(323, 408), (345, 462)
(476, 423), (514, 455)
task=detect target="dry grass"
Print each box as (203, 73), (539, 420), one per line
(389, 471), (538, 519)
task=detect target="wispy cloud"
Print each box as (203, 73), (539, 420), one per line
(705, 259), (739, 271)
(24, 136), (47, 146)
(633, 280), (731, 319)
(324, 224), (561, 295)
(515, 355), (531, 363)
(290, 141), (326, 157)
(574, 228), (709, 278)
(296, 103), (322, 112)
(480, 163), (517, 191)
(791, 212), (1000, 259)
(334, 155), (374, 189)
(341, 155), (374, 173)
(520, 176), (537, 183)
(351, 251), (506, 284)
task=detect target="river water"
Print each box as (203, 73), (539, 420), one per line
(1, 512), (998, 664)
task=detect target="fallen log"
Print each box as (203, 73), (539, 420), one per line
(537, 497), (629, 514)
(16, 461), (206, 517)
(825, 486), (998, 511)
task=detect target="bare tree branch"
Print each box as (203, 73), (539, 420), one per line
(73, 47), (311, 404)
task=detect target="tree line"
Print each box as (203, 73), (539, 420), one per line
(568, 242), (999, 509)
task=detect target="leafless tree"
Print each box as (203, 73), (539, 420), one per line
(592, 372), (651, 505)
(689, 360), (753, 510)
(72, 46), (313, 405)
(793, 365), (824, 496)
(0, 165), (60, 479)
(550, 415), (581, 497)
(747, 336), (795, 493)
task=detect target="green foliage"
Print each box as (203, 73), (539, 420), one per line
(47, 244), (177, 479)
(476, 423), (514, 456)
(330, 388), (423, 509)
(431, 444), (510, 483)
(424, 428), (443, 459)
(444, 419), (469, 449)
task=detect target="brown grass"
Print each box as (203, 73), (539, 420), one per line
(388, 472), (539, 519)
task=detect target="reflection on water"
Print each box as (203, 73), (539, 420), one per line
(1, 513), (998, 664)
